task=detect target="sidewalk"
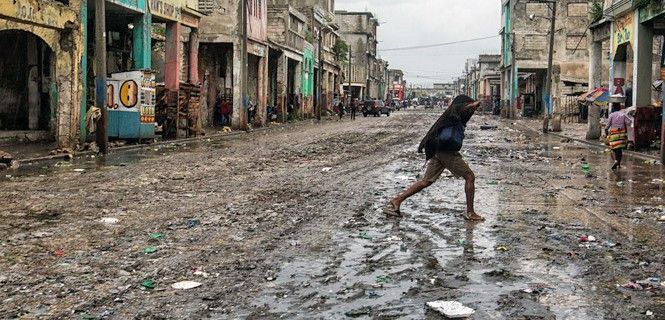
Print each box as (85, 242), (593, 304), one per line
(0, 118), (344, 165)
(515, 118), (662, 162)
(0, 124), (281, 165)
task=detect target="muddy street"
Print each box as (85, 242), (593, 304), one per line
(1, 110), (664, 319)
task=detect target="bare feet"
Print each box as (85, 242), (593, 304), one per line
(463, 211), (485, 221)
(383, 200), (402, 217)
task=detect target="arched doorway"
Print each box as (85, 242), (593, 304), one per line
(0, 30), (55, 133)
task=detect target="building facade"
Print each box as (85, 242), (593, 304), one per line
(199, 0), (268, 129)
(286, 0), (341, 115)
(478, 54), (501, 104)
(501, 0), (590, 118)
(387, 69), (405, 100)
(600, 0), (665, 159)
(336, 10), (380, 100)
(0, 0), (84, 148)
(267, 4), (307, 121)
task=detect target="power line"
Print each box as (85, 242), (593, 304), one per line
(379, 35), (500, 52)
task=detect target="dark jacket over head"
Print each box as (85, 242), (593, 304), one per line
(418, 95), (477, 160)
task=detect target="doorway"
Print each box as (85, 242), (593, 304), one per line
(0, 30), (54, 133)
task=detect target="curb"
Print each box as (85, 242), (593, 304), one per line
(512, 122), (661, 162)
(16, 121), (303, 165)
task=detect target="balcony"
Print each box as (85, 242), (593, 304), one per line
(286, 29), (305, 52)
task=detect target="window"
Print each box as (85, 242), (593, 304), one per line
(198, 0), (214, 14)
(257, 0), (262, 19)
(567, 3), (588, 17)
(523, 35), (547, 50)
(566, 35), (587, 50)
(526, 3), (548, 17)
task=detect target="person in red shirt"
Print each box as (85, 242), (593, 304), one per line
(220, 100), (231, 126)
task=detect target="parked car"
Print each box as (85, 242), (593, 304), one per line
(378, 100), (391, 116)
(362, 100), (390, 117)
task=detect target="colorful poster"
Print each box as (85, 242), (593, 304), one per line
(613, 12), (633, 53)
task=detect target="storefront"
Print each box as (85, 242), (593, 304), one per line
(638, 4), (665, 158)
(0, 0), (83, 148)
(85, 0), (154, 141)
(149, 0), (202, 138)
(606, 4), (663, 152)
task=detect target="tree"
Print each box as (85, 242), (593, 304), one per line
(333, 38), (348, 64)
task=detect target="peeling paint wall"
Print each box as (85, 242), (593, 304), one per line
(0, 0), (84, 148)
(199, 0), (239, 43)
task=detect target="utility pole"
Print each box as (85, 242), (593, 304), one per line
(241, 0), (248, 130)
(366, 52), (370, 100)
(94, 0), (108, 154)
(542, 0), (556, 133)
(317, 27), (323, 122)
(510, 33), (516, 119)
(348, 44), (352, 109)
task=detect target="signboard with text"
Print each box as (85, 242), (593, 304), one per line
(148, 0), (181, 22)
(612, 12), (633, 53)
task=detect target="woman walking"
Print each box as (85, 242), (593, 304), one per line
(606, 104), (630, 170)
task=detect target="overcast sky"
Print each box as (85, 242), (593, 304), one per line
(336, 0), (501, 87)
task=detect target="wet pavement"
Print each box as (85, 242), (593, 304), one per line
(0, 109), (664, 319)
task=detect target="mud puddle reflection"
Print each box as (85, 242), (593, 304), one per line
(2, 140), (229, 181)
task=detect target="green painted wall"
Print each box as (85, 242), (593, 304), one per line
(302, 47), (314, 97)
(503, 3), (511, 66)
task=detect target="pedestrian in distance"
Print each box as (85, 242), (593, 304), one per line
(337, 100), (345, 121)
(383, 95), (484, 221)
(220, 99), (231, 126)
(350, 99), (357, 120)
(606, 103), (630, 170)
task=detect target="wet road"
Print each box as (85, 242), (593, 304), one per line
(0, 109), (664, 319)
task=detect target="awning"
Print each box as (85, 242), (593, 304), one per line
(578, 87), (609, 106)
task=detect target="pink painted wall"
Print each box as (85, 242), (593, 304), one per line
(165, 22), (182, 91)
(247, 0), (267, 42)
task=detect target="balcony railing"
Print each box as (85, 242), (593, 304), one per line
(286, 30), (305, 52)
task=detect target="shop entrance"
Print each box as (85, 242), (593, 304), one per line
(0, 30), (54, 134)
(248, 54), (260, 124)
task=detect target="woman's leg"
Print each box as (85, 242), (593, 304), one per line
(612, 149), (620, 170)
(616, 149), (623, 167)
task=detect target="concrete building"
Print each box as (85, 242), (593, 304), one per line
(377, 59), (389, 100)
(336, 10), (381, 100)
(478, 54), (502, 104)
(286, 0), (341, 116)
(388, 69), (406, 100)
(500, 0), (590, 118)
(199, 0), (268, 129)
(88, 0), (203, 140)
(598, 0), (665, 159)
(0, 0), (84, 148)
(464, 58), (479, 99)
(410, 83), (451, 98)
(434, 83), (455, 97)
(266, 4), (308, 121)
